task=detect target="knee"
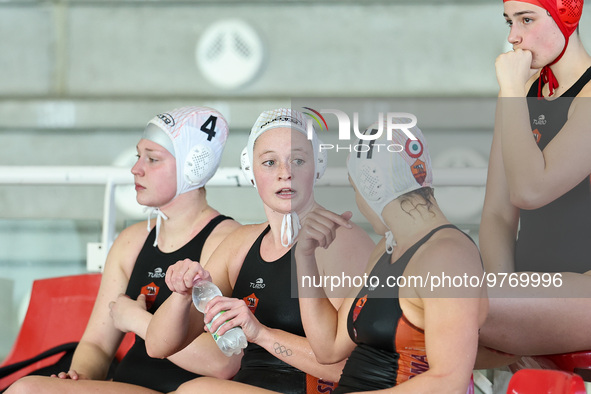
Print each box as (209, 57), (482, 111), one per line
(175, 377), (214, 394)
(4, 376), (47, 394)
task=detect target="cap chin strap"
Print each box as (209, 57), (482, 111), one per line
(281, 212), (301, 248)
(538, 41), (568, 97)
(385, 231), (396, 255)
(146, 207), (169, 247)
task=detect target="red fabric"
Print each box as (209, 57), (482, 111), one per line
(0, 274), (134, 390)
(534, 350), (591, 372)
(507, 369), (586, 393)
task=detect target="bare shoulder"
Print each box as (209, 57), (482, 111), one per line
(115, 220), (151, 244)
(104, 220), (151, 277)
(414, 227), (482, 275)
(215, 222), (268, 252)
(201, 217), (242, 263)
(407, 227), (484, 299)
(204, 222), (269, 284)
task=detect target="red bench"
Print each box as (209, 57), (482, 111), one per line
(0, 274), (134, 390)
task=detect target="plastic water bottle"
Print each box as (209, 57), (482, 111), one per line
(192, 279), (248, 356)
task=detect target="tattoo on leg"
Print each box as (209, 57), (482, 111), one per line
(273, 342), (293, 357)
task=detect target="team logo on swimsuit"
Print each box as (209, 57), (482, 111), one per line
(249, 277), (266, 289)
(405, 138), (423, 158)
(411, 159), (427, 185)
(352, 295), (367, 323)
(141, 282), (159, 310)
(243, 293), (259, 314)
(148, 267), (165, 279)
(532, 128), (541, 144)
(352, 295), (368, 341)
(533, 114), (547, 126)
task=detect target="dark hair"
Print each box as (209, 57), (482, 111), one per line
(398, 187), (435, 216)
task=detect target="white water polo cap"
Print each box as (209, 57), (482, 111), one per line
(240, 108), (327, 188)
(144, 106), (229, 197)
(347, 116), (433, 251)
(142, 106), (228, 247)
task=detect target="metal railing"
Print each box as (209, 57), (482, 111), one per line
(0, 166), (487, 271)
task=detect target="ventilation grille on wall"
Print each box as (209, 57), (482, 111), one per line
(196, 19), (265, 90)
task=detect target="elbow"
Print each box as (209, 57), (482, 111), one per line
(145, 338), (168, 359)
(211, 368), (238, 381)
(508, 188), (545, 210)
(315, 356), (334, 365)
(317, 359), (346, 383)
(315, 353), (343, 366)
(209, 356), (241, 380)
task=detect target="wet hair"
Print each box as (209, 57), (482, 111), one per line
(398, 187), (435, 216)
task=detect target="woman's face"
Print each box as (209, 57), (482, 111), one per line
(131, 138), (177, 207)
(252, 127), (316, 215)
(504, 1), (565, 69)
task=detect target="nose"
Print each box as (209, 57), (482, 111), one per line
(131, 156), (143, 176)
(278, 160), (291, 180)
(507, 25), (522, 47)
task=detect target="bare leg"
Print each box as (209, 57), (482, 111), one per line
(5, 375), (162, 394)
(474, 345), (520, 369)
(174, 377), (277, 394)
(480, 272), (591, 355)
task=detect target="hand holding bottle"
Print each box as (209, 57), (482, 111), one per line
(192, 280), (248, 356)
(165, 258), (211, 296)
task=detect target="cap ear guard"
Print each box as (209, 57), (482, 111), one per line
(357, 162), (386, 203)
(185, 144), (215, 185)
(315, 139), (328, 180)
(240, 146), (256, 187)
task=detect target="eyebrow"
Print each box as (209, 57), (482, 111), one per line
(136, 145), (162, 154)
(504, 10), (537, 18)
(258, 147), (308, 156)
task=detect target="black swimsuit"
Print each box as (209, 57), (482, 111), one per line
(514, 67), (591, 273)
(231, 226), (336, 394)
(112, 215), (230, 392)
(336, 225), (475, 393)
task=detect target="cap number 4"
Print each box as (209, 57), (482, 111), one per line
(200, 115), (218, 141)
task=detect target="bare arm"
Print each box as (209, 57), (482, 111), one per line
(479, 101), (520, 274)
(295, 208), (373, 364)
(66, 223), (146, 380)
(496, 50), (591, 208)
(145, 259), (214, 358)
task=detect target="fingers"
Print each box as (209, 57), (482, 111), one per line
(68, 370), (80, 380)
(204, 297), (248, 336)
(165, 259), (210, 295)
(301, 209), (352, 249)
(495, 49), (535, 92)
(50, 370), (79, 380)
(340, 210), (354, 223)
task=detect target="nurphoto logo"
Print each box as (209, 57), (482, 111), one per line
(302, 108), (418, 153)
